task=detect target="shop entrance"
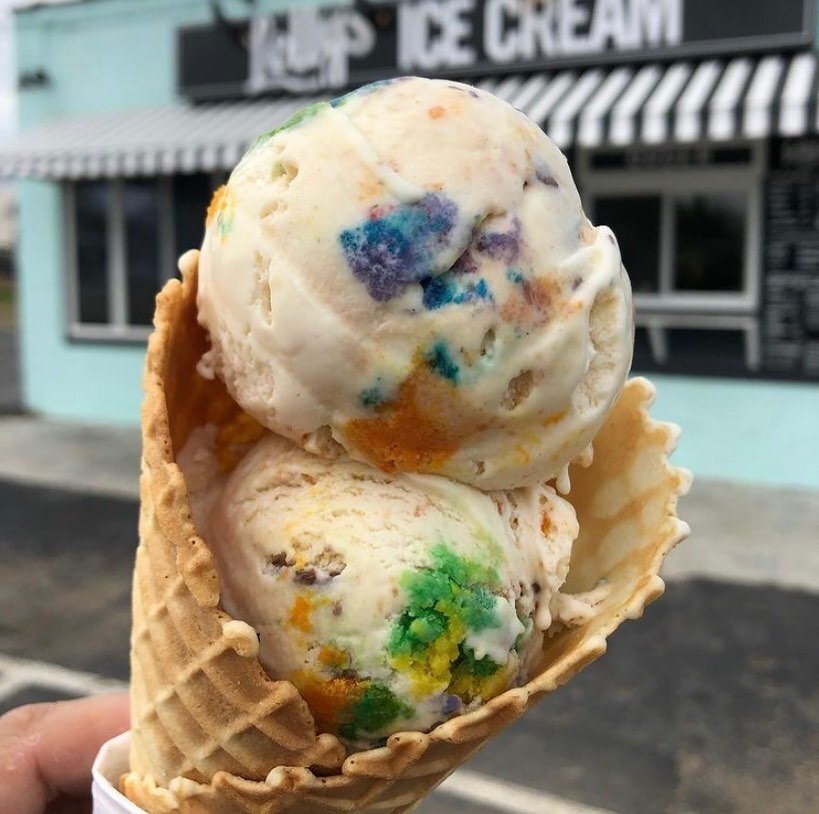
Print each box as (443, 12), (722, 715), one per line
(579, 142), (764, 377)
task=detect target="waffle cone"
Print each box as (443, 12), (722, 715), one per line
(124, 251), (690, 813)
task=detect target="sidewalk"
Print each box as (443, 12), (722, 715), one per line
(0, 414), (140, 498)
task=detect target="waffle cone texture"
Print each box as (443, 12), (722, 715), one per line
(123, 251), (691, 813)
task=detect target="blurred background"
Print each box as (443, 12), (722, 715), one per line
(0, 1), (817, 812)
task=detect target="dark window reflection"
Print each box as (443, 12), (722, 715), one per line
(632, 327), (750, 376)
(594, 195), (661, 293)
(173, 173), (212, 266)
(632, 326), (656, 372)
(75, 181), (109, 324)
(666, 328), (748, 375)
(124, 178), (161, 326)
(674, 193), (745, 292)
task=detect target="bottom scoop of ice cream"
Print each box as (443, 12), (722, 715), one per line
(182, 430), (579, 742)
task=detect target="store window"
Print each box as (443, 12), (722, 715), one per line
(594, 195), (660, 294)
(66, 173), (219, 340)
(173, 173), (213, 270)
(583, 145), (762, 376)
(593, 191), (749, 302)
(674, 193), (745, 293)
(123, 178), (162, 327)
(74, 181), (109, 325)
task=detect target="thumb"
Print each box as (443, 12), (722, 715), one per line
(0, 692), (129, 814)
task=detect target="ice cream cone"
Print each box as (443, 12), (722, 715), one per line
(123, 251), (690, 813)
(129, 250), (346, 789)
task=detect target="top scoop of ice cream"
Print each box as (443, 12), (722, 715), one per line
(197, 76), (633, 490)
(183, 429), (579, 742)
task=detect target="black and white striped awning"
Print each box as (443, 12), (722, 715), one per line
(1, 52), (818, 179)
(478, 51), (819, 148)
(0, 96), (321, 179)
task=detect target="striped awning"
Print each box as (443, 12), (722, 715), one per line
(479, 50), (819, 148)
(0, 96), (324, 179)
(2, 51), (818, 179)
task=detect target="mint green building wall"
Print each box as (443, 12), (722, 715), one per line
(12, 0), (819, 490)
(650, 376), (819, 489)
(17, 180), (145, 422)
(14, 0), (328, 426)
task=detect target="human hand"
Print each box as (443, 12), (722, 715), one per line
(0, 692), (129, 814)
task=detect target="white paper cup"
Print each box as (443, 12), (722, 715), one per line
(92, 731), (147, 814)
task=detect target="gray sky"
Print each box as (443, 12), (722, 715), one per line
(0, 0), (16, 144)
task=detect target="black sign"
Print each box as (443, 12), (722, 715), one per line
(763, 139), (819, 380)
(590, 144), (754, 171)
(179, 0), (815, 100)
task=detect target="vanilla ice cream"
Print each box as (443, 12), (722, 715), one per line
(197, 76), (633, 490)
(180, 429), (579, 742)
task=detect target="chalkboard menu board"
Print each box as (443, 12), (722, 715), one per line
(764, 139), (819, 380)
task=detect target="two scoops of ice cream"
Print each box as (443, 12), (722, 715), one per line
(172, 76), (635, 744)
(121, 75), (691, 814)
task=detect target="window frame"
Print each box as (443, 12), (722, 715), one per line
(63, 174), (207, 343)
(579, 141), (765, 317)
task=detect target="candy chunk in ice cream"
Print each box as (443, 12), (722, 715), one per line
(197, 76), (633, 490)
(182, 430), (579, 742)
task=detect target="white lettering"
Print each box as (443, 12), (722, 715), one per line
(254, 0), (688, 95)
(517, 1), (556, 60)
(399, 0), (477, 70)
(414, 0), (443, 71)
(484, 0), (519, 63)
(558, 0), (591, 55)
(631, 0), (683, 46)
(444, 0), (476, 66)
(284, 10), (321, 75)
(248, 7), (375, 94)
(398, 1), (435, 70)
(398, 2), (422, 70)
(589, 0), (632, 50)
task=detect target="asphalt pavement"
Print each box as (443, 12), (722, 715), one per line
(0, 479), (134, 679)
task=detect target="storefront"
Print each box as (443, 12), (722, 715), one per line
(2, 0), (819, 487)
